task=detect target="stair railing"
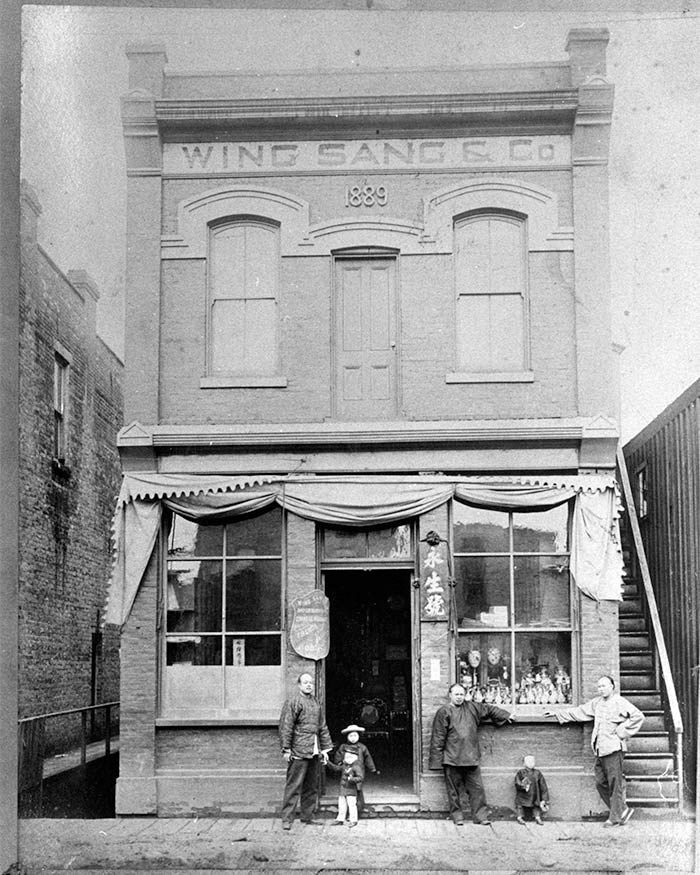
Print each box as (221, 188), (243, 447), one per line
(617, 447), (684, 812)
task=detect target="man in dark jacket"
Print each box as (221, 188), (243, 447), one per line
(279, 672), (333, 830)
(429, 682), (514, 826)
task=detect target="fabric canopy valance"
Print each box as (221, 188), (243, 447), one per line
(104, 472), (623, 627)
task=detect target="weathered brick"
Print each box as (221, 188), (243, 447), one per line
(18, 182), (123, 753)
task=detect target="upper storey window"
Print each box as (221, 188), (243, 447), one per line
(208, 218), (280, 377)
(53, 352), (69, 463)
(454, 213), (528, 374)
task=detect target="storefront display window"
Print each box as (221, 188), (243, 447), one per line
(454, 502), (573, 705)
(162, 506), (283, 721)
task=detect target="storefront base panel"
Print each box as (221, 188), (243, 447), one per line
(115, 777), (157, 815)
(419, 767), (606, 820)
(155, 726), (282, 770)
(115, 768), (607, 819)
(155, 774), (285, 817)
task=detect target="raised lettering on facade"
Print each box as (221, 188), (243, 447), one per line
(165, 136), (570, 174)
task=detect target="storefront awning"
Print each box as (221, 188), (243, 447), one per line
(104, 472), (623, 627)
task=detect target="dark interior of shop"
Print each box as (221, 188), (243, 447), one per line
(324, 569), (414, 798)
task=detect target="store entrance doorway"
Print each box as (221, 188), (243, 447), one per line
(324, 569), (414, 799)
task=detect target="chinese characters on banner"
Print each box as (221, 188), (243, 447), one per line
(420, 533), (449, 621)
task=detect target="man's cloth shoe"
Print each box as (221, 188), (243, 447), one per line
(282, 822), (291, 830)
(534, 815), (544, 825)
(516, 816), (526, 825)
(603, 819), (619, 827)
(476, 819), (491, 826)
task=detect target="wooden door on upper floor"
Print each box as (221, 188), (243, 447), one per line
(333, 257), (398, 420)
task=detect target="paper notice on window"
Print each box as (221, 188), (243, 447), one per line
(232, 638), (245, 666)
(430, 658), (441, 681)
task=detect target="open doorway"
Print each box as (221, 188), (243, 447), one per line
(324, 569), (414, 798)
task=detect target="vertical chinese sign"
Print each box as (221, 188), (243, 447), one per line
(420, 531), (448, 621)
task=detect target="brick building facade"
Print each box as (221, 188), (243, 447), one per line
(19, 181), (123, 747)
(108, 29), (628, 818)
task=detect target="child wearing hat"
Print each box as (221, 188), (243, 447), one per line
(330, 725), (379, 817)
(334, 725), (378, 774)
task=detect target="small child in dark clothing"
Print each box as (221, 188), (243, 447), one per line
(332, 724), (379, 814)
(327, 750), (363, 827)
(514, 755), (550, 825)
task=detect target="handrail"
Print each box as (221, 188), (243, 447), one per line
(18, 700), (120, 813)
(616, 447), (684, 806)
(18, 701), (119, 724)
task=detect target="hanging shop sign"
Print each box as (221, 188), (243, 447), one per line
(290, 590), (330, 660)
(420, 531), (449, 622)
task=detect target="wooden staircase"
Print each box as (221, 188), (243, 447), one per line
(618, 541), (682, 810)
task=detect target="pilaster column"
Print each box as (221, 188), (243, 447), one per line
(566, 29), (618, 431)
(121, 45), (166, 439)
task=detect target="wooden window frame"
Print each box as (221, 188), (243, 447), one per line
(159, 507), (286, 725)
(451, 501), (578, 713)
(52, 351), (69, 463)
(450, 210), (532, 382)
(635, 465), (649, 519)
(203, 216), (286, 388)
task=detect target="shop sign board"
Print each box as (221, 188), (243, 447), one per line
(290, 590), (330, 660)
(164, 135), (570, 174)
(420, 534), (449, 622)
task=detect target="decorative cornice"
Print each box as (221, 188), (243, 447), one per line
(154, 91), (578, 127)
(118, 417), (618, 450)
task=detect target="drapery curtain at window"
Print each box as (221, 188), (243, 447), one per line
(104, 473), (623, 627)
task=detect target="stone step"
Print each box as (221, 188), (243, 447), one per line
(637, 712), (666, 732)
(621, 671), (655, 690)
(320, 799), (420, 813)
(624, 691), (662, 710)
(619, 616), (647, 632)
(627, 733), (672, 754)
(619, 632), (650, 650)
(620, 652), (654, 671)
(626, 776), (679, 802)
(620, 598), (643, 614)
(624, 753), (675, 776)
(626, 797), (680, 808)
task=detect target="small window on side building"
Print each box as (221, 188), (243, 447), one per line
(53, 353), (69, 462)
(636, 466), (649, 519)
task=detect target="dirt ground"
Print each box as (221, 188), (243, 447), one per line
(16, 813), (695, 874)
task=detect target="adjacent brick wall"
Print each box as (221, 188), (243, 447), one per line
(18, 182), (123, 752)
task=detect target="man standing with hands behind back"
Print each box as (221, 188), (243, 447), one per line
(279, 672), (333, 830)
